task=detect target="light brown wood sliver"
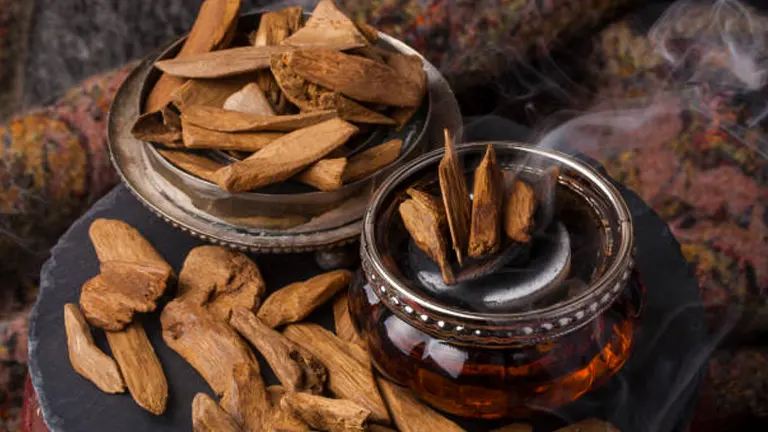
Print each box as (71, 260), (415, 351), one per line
(377, 378), (465, 432)
(468, 145), (503, 258)
(192, 393), (245, 432)
(182, 120), (283, 152)
(343, 139), (403, 183)
(182, 106), (337, 132)
(281, 0), (368, 49)
(504, 180), (536, 243)
(333, 293), (365, 347)
(155, 46), (295, 79)
(219, 363), (271, 432)
(295, 157), (348, 191)
(386, 54), (427, 129)
(281, 392), (371, 432)
(438, 130), (472, 266)
(399, 198), (455, 285)
(157, 149), (224, 183)
(171, 76), (257, 111)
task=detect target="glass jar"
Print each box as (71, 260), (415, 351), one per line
(350, 142), (643, 419)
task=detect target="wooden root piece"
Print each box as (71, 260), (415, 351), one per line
(171, 76), (257, 112)
(438, 130), (472, 266)
(554, 419), (621, 432)
(271, 55), (395, 125)
(192, 393), (245, 432)
(64, 304), (125, 394)
(333, 293), (364, 347)
(106, 321), (168, 415)
(258, 269), (352, 328)
(285, 49), (422, 107)
(283, 324), (390, 424)
(88, 219), (172, 272)
(295, 157), (348, 192)
(213, 118), (357, 192)
(183, 106), (337, 132)
(178, 246), (266, 321)
(504, 180), (536, 243)
(343, 139), (403, 183)
(267, 386), (312, 431)
(223, 83), (276, 115)
(386, 54), (427, 129)
(160, 299), (258, 395)
(146, 0), (241, 112)
(377, 378), (465, 432)
(281, 0), (368, 49)
(490, 424), (534, 432)
(281, 392), (370, 432)
(220, 363), (270, 432)
(131, 106), (183, 146)
(468, 145), (503, 258)
(158, 149), (224, 183)
(399, 198), (455, 285)
(230, 308), (327, 394)
(155, 46), (295, 79)
(182, 120), (283, 152)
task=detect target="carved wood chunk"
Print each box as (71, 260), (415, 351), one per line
(468, 145), (503, 258)
(281, 392), (371, 432)
(438, 130), (472, 266)
(399, 198), (455, 285)
(295, 157), (348, 192)
(343, 139), (403, 183)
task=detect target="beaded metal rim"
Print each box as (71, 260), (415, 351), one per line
(360, 142), (635, 346)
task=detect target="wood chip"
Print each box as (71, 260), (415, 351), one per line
(160, 299), (259, 395)
(223, 83), (276, 115)
(131, 106), (183, 146)
(193, 393), (245, 432)
(554, 419), (621, 432)
(231, 308), (327, 394)
(220, 363), (270, 432)
(285, 49), (422, 107)
(156, 46), (297, 79)
(177, 246), (266, 321)
(267, 386), (313, 431)
(182, 120), (284, 152)
(468, 145), (503, 258)
(88, 219), (172, 272)
(386, 54), (427, 129)
(377, 378), (465, 432)
(283, 324), (391, 424)
(504, 180), (536, 243)
(355, 22), (379, 44)
(157, 149), (224, 183)
(80, 262), (172, 331)
(343, 139), (402, 183)
(271, 54), (395, 125)
(333, 293), (364, 347)
(490, 424), (534, 432)
(171, 76), (257, 112)
(295, 157), (348, 192)
(399, 198), (455, 285)
(438, 130), (471, 266)
(213, 118), (357, 192)
(281, 0), (368, 49)
(105, 321), (168, 415)
(183, 106), (337, 132)
(64, 303), (125, 394)
(406, 188), (447, 227)
(257, 270), (352, 328)
(146, 0), (241, 112)
(281, 392), (370, 432)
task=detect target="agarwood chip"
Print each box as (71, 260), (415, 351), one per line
(407, 188), (447, 227)
(258, 270), (352, 328)
(64, 304), (125, 394)
(490, 424), (534, 432)
(438, 130), (471, 266)
(271, 55), (395, 125)
(146, 0), (241, 112)
(295, 157), (348, 192)
(183, 106), (337, 132)
(349, 46), (387, 64)
(192, 393), (245, 432)
(343, 139), (403, 183)
(386, 54), (427, 129)
(155, 46), (295, 79)
(231, 308), (327, 394)
(468, 145), (503, 258)
(213, 118), (357, 192)
(158, 149), (224, 183)
(399, 198), (455, 285)
(281, 392), (370, 432)
(178, 246), (266, 321)
(160, 299), (259, 395)
(131, 106), (183, 146)
(223, 83), (276, 115)
(504, 180), (536, 243)
(220, 363), (270, 432)
(171, 76), (258, 112)
(106, 321), (168, 415)
(283, 324), (390, 424)
(377, 378), (465, 432)
(267, 386), (312, 431)
(554, 419), (621, 432)
(355, 22), (379, 44)
(333, 293), (364, 347)
(88, 219), (172, 272)
(182, 120), (284, 152)
(281, 0), (368, 49)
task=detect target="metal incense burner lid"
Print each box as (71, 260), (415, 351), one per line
(361, 142), (635, 347)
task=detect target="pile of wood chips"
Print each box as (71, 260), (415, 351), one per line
(65, 218), (620, 431)
(131, 0), (427, 194)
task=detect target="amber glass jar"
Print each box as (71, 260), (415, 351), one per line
(350, 142), (643, 419)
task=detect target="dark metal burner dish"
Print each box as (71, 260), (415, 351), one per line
(350, 142), (643, 419)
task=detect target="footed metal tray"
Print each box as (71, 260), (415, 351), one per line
(108, 13), (462, 254)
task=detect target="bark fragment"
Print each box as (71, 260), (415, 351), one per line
(223, 83), (276, 116)
(64, 303), (125, 394)
(182, 120), (283, 152)
(220, 363), (271, 432)
(468, 145), (503, 258)
(213, 118), (357, 192)
(295, 157), (348, 192)
(377, 378), (465, 432)
(343, 139), (403, 183)
(258, 270), (352, 328)
(158, 148), (224, 183)
(183, 106), (337, 132)
(105, 321), (168, 415)
(504, 180), (537, 243)
(281, 392), (370, 432)
(399, 198), (455, 285)
(131, 106), (183, 146)
(438, 130), (471, 266)
(281, 0), (368, 49)
(192, 393), (245, 432)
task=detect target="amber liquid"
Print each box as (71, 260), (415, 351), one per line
(349, 272), (642, 419)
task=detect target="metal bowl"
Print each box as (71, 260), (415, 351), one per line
(108, 9), (462, 253)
